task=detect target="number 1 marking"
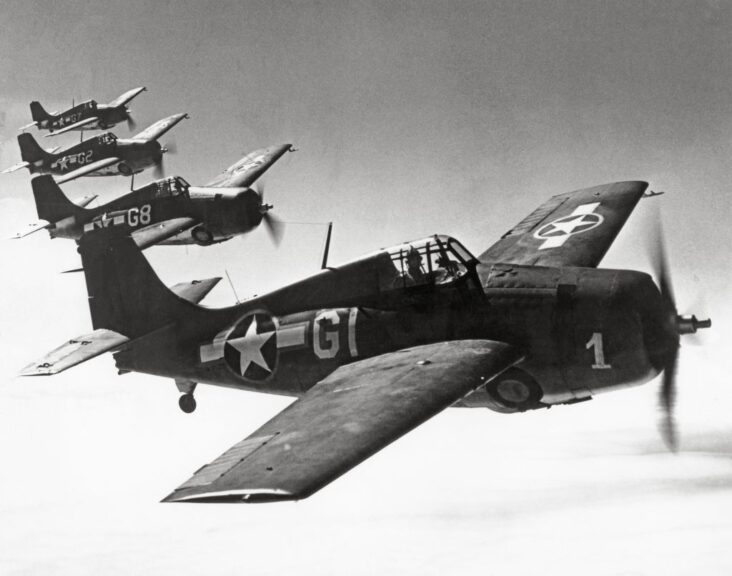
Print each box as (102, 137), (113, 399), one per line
(586, 332), (611, 369)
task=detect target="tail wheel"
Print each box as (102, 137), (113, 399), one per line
(192, 226), (214, 246)
(485, 368), (543, 411)
(117, 162), (132, 176)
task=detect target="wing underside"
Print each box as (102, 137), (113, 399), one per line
(55, 157), (120, 184)
(132, 217), (199, 249)
(45, 117), (100, 137)
(163, 340), (523, 503)
(478, 181), (648, 268)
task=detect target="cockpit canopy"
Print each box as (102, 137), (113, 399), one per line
(97, 132), (117, 145)
(150, 176), (190, 199)
(379, 235), (477, 290)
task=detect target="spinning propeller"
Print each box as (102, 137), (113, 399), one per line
(649, 219), (711, 452)
(153, 139), (177, 179)
(126, 115), (137, 131)
(255, 182), (284, 246)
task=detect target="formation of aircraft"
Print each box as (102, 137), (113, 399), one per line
(21, 180), (711, 503)
(20, 87), (147, 136)
(3, 113), (188, 184)
(15, 144), (294, 247)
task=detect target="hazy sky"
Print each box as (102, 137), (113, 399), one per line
(1, 2), (731, 575)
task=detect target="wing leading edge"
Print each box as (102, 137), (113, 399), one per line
(479, 181), (648, 268)
(163, 339), (523, 503)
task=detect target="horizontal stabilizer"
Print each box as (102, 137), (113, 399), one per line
(132, 113), (188, 142)
(45, 116), (100, 137)
(20, 328), (129, 376)
(108, 86), (146, 108)
(12, 219), (51, 239)
(2, 161), (30, 174)
(169, 277), (222, 304)
(55, 157), (119, 184)
(75, 194), (98, 208)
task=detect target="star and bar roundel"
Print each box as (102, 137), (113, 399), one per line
(223, 312), (278, 381)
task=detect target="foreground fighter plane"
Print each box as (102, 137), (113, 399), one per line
(20, 87), (146, 137)
(22, 181), (711, 503)
(3, 113), (188, 184)
(14, 144), (294, 246)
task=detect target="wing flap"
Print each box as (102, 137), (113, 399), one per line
(478, 181), (648, 268)
(132, 113), (188, 142)
(132, 217), (199, 250)
(107, 86), (146, 108)
(55, 157), (120, 184)
(163, 339), (523, 503)
(44, 117), (99, 137)
(20, 328), (129, 376)
(205, 143), (293, 188)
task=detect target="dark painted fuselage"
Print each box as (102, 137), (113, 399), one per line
(26, 133), (161, 178)
(112, 238), (671, 413)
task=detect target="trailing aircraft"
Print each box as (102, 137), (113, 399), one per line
(22, 181), (711, 503)
(3, 113), (188, 184)
(14, 144), (294, 247)
(19, 87), (147, 137)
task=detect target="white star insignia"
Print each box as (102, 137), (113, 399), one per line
(227, 315), (275, 376)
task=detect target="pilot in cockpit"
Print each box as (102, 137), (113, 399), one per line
(405, 247), (426, 285)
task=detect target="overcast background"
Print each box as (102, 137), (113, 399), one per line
(1, 1), (732, 574)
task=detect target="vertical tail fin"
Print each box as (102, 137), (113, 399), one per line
(29, 101), (51, 123)
(78, 227), (217, 337)
(31, 175), (90, 223)
(18, 133), (51, 163)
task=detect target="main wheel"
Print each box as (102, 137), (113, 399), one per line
(118, 162), (133, 176)
(191, 226), (214, 246)
(178, 393), (197, 413)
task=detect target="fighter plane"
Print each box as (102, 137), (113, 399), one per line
(19, 87), (147, 137)
(2, 113), (188, 184)
(14, 144), (294, 247)
(22, 181), (711, 503)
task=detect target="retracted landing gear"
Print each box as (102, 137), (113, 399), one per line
(175, 379), (197, 414)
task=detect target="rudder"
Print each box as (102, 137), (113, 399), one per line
(78, 227), (212, 338)
(18, 133), (51, 163)
(32, 175), (89, 223)
(30, 101), (51, 123)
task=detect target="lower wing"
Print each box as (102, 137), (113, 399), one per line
(45, 117), (100, 137)
(163, 339), (523, 503)
(132, 217), (199, 249)
(55, 157), (120, 184)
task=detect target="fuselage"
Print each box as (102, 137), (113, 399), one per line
(38, 101), (130, 132)
(28, 133), (160, 178)
(112, 235), (672, 412)
(48, 177), (263, 244)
